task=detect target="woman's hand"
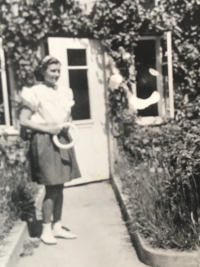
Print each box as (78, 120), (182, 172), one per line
(62, 125), (70, 134)
(20, 108), (62, 135)
(44, 123), (62, 135)
(56, 124), (69, 135)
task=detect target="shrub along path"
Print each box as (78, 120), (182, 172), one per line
(16, 181), (145, 267)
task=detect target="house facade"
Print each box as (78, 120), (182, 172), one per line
(0, 0), (174, 184)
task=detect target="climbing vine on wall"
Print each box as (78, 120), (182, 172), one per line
(90, 0), (200, 112)
(0, 0), (200, 115)
(0, 0), (88, 89)
(148, 0), (200, 111)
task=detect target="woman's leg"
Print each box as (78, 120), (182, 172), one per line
(52, 184), (76, 239)
(41, 185), (59, 244)
(43, 185), (58, 223)
(53, 184), (64, 223)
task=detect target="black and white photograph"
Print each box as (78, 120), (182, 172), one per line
(0, 0), (200, 266)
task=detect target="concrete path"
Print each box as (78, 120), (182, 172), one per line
(16, 181), (146, 267)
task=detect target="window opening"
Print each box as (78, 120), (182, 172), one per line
(135, 39), (158, 117)
(66, 49), (90, 120)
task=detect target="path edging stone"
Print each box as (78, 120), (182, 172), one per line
(0, 185), (44, 267)
(111, 173), (200, 267)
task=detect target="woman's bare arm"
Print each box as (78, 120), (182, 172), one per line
(20, 108), (61, 135)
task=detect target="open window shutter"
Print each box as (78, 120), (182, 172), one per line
(0, 38), (10, 126)
(160, 31), (174, 119)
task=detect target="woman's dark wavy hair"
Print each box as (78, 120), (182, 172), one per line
(34, 56), (61, 82)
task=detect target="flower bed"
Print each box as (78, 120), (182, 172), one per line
(0, 134), (39, 244)
(114, 118), (200, 251)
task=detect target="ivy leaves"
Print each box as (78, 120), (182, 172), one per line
(0, 0), (89, 88)
(148, 0), (200, 106)
(90, 0), (144, 43)
(0, 0), (200, 107)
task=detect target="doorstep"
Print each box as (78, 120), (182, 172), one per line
(111, 173), (200, 267)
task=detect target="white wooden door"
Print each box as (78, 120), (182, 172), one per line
(47, 37), (109, 186)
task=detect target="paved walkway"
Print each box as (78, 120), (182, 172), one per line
(16, 181), (146, 267)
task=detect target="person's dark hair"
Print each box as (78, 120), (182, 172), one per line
(136, 63), (157, 90)
(34, 55), (61, 82)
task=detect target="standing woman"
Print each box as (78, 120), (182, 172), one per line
(20, 56), (81, 245)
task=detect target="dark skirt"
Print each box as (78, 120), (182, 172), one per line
(29, 131), (81, 185)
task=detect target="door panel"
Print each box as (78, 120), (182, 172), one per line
(48, 38), (109, 185)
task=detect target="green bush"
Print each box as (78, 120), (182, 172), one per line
(0, 134), (38, 241)
(117, 156), (199, 250)
(115, 116), (200, 250)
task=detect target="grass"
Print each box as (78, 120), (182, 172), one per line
(115, 150), (200, 251)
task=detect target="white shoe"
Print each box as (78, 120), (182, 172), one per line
(41, 223), (57, 245)
(53, 221), (77, 239)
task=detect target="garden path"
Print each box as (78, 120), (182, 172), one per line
(16, 181), (146, 267)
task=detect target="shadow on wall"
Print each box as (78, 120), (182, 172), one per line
(90, 39), (109, 136)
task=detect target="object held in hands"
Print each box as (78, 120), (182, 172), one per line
(53, 122), (78, 149)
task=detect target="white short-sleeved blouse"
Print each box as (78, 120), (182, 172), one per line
(21, 83), (75, 125)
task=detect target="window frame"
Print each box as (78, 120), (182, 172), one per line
(66, 48), (92, 121)
(136, 33), (174, 120)
(165, 31), (174, 119)
(0, 38), (11, 128)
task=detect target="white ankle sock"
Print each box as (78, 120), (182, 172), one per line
(53, 221), (62, 230)
(41, 223), (57, 244)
